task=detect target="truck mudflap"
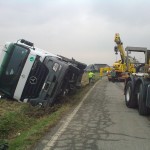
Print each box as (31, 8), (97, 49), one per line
(146, 84), (150, 108)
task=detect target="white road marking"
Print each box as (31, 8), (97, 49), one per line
(43, 80), (100, 150)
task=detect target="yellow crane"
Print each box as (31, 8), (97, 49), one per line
(112, 33), (136, 81)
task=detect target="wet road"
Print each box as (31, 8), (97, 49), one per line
(35, 77), (150, 150)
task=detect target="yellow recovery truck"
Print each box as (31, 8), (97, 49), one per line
(124, 46), (150, 115)
(112, 33), (136, 81)
(100, 67), (113, 80)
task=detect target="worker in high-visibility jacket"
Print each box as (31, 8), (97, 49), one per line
(88, 71), (95, 84)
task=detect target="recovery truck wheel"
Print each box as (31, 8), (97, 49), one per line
(125, 81), (137, 108)
(137, 83), (149, 115)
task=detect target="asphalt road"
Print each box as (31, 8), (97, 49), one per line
(34, 77), (150, 150)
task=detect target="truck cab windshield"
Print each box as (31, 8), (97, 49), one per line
(0, 44), (29, 96)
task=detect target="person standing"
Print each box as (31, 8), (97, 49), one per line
(88, 71), (94, 84)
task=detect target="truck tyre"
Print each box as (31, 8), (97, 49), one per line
(125, 81), (137, 108)
(137, 83), (149, 115)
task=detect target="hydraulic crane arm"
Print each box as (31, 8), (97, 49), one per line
(114, 33), (126, 64)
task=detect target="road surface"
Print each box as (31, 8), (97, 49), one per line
(34, 77), (150, 150)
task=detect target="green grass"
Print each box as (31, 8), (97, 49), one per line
(0, 72), (100, 150)
(0, 102), (72, 150)
(9, 105), (70, 150)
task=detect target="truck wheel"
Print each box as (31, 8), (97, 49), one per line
(125, 81), (137, 108)
(137, 83), (149, 115)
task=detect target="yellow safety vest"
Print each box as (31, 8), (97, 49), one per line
(88, 72), (94, 78)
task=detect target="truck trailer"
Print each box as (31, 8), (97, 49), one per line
(0, 39), (86, 106)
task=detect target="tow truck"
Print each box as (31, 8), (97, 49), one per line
(0, 39), (86, 106)
(112, 33), (136, 81)
(124, 46), (150, 115)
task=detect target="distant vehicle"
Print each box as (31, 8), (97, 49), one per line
(99, 67), (113, 81)
(0, 39), (86, 106)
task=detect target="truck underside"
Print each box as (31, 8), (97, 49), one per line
(29, 56), (85, 106)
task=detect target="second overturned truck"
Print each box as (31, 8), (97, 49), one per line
(0, 39), (86, 106)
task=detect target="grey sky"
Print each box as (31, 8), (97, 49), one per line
(0, 0), (150, 65)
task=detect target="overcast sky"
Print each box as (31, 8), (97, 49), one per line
(0, 0), (150, 65)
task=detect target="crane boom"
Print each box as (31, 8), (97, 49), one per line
(114, 33), (126, 64)
(109, 33), (136, 82)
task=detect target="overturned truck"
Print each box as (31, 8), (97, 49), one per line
(0, 39), (86, 106)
